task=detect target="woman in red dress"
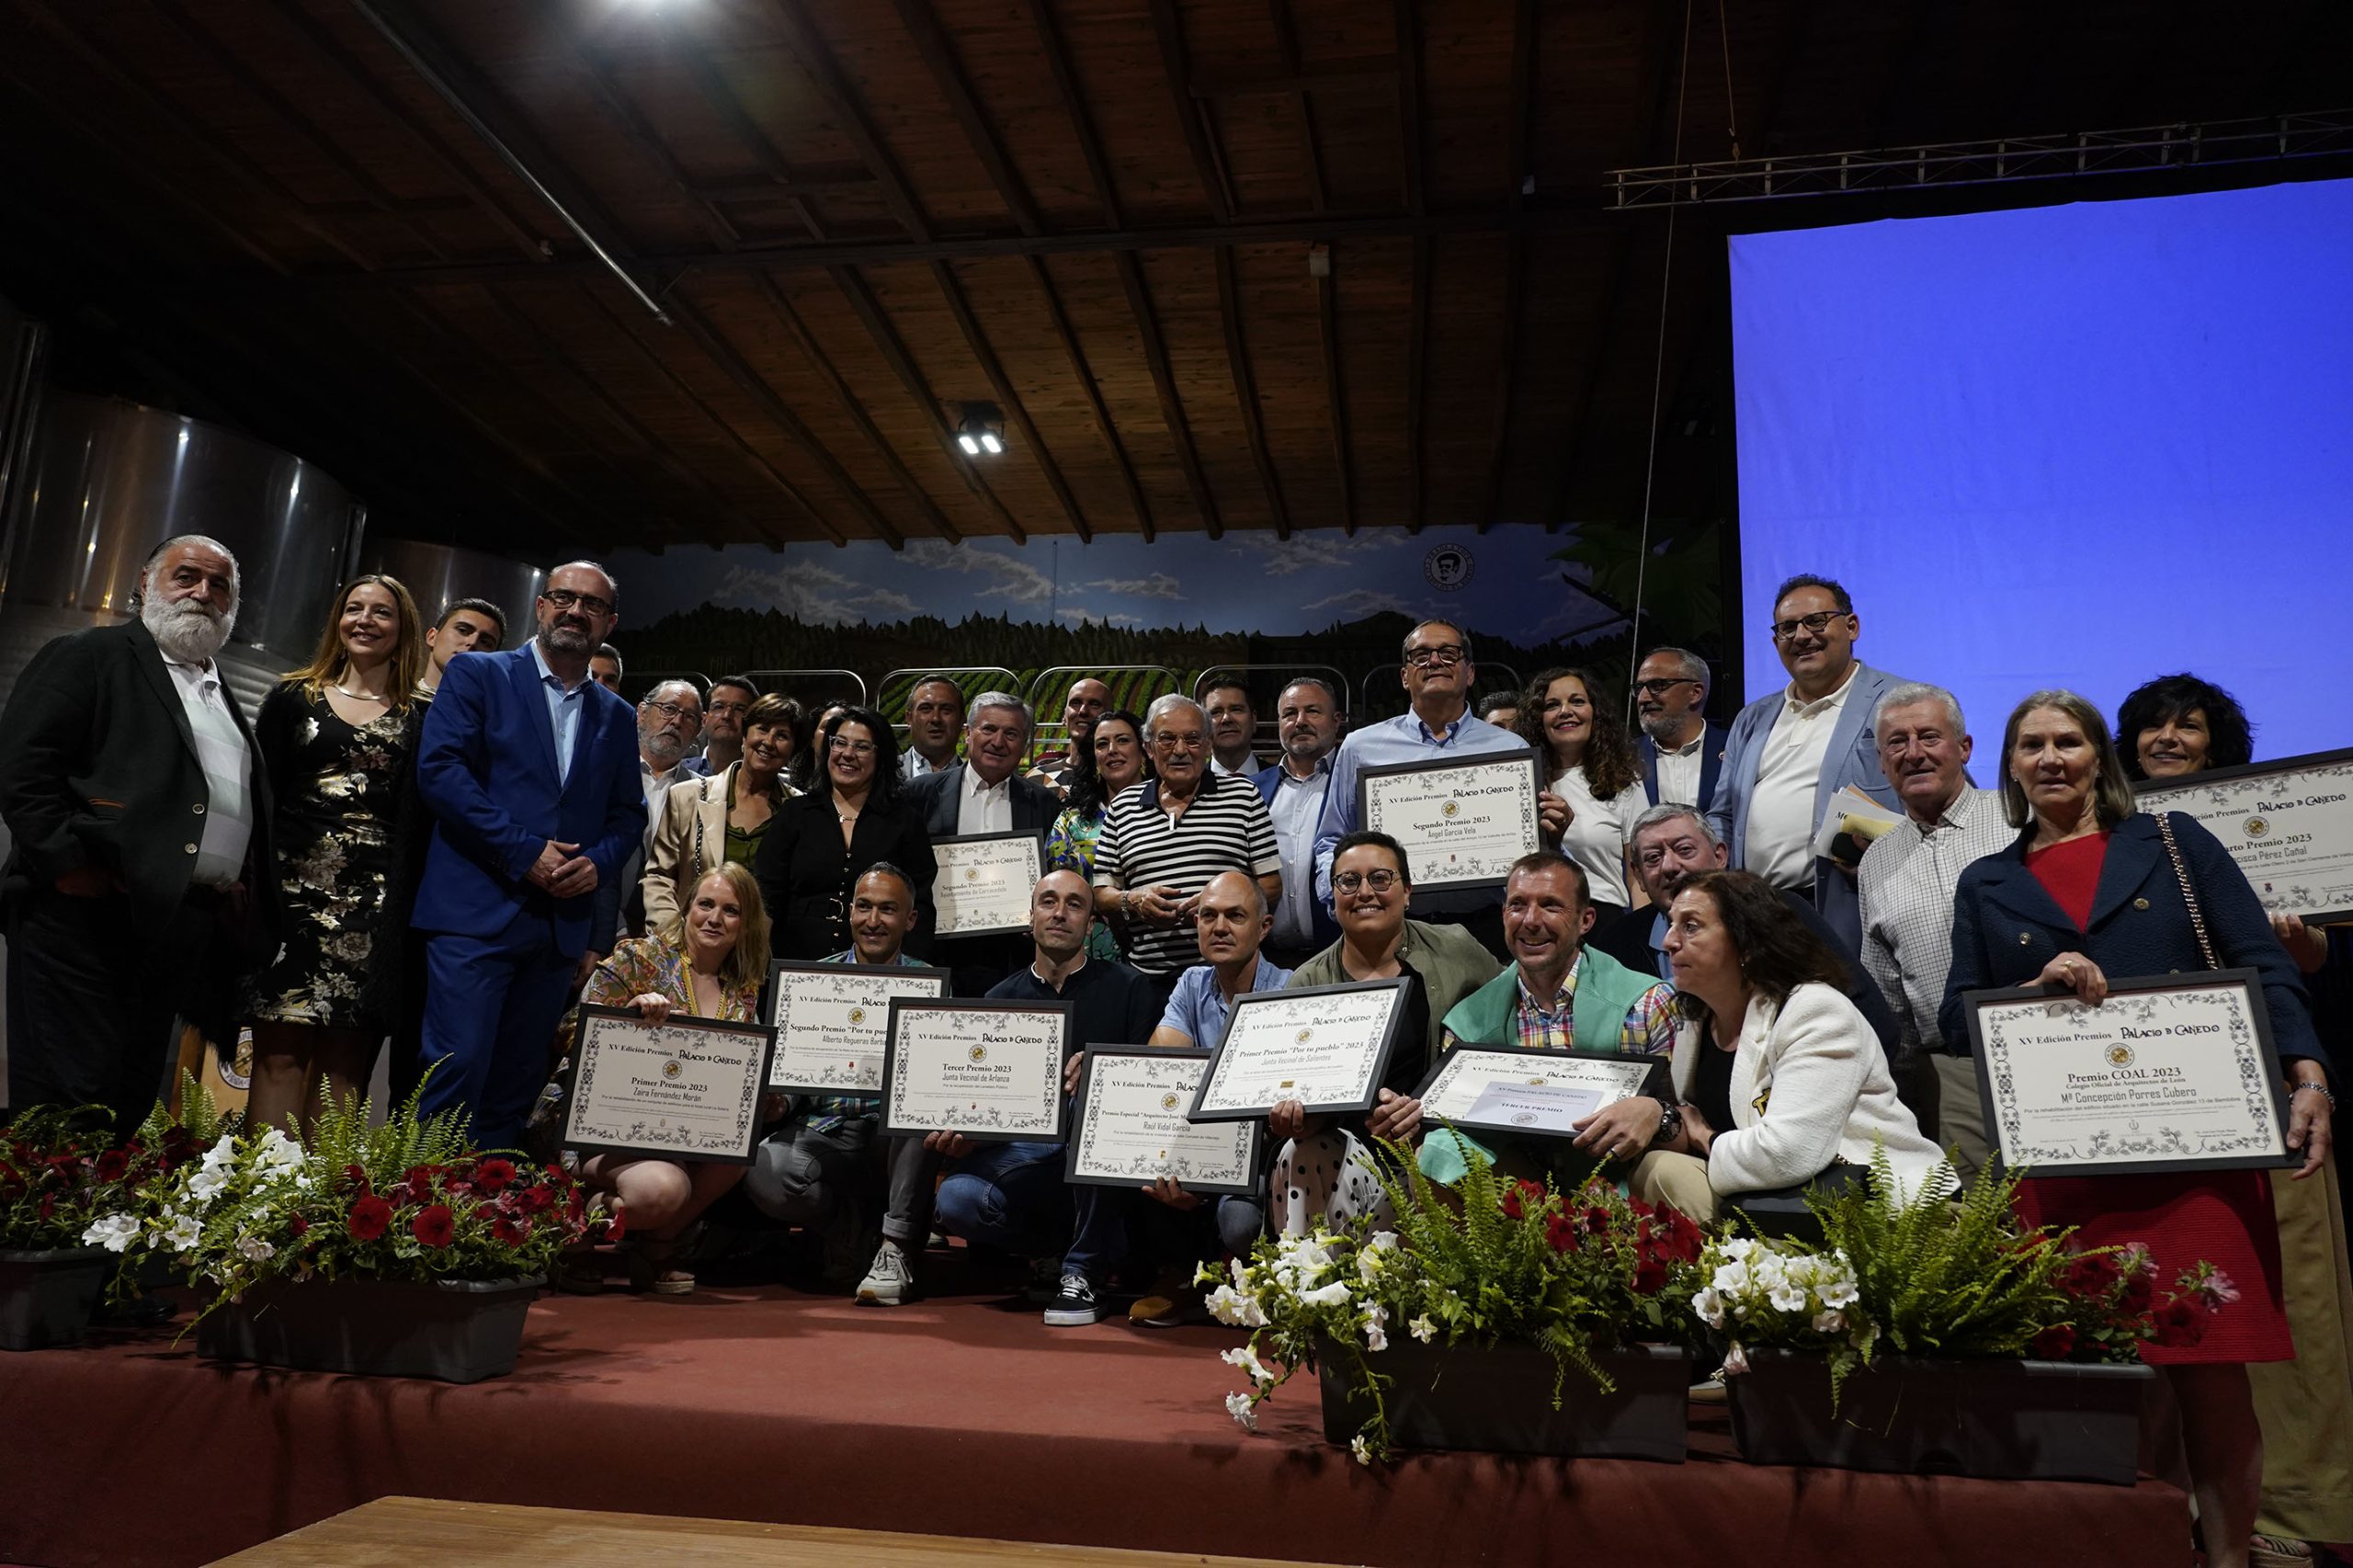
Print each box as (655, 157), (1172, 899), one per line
(1942, 690), (2336, 1568)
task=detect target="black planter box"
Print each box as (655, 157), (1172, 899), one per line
(0, 1245), (112, 1351)
(1727, 1347), (2154, 1484)
(1316, 1337), (1691, 1461)
(197, 1274), (542, 1383)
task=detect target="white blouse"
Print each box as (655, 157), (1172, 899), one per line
(1549, 761), (1634, 909)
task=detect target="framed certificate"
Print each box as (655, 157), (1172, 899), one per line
(880, 998), (1072, 1142)
(1414, 1047), (1669, 1142)
(561, 1006), (776, 1166)
(1189, 978), (1414, 1124)
(1963, 969), (2294, 1178)
(2135, 747), (2353, 922)
(930, 831), (1045, 938)
(1066, 1048), (1261, 1194)
(767, 961), (949, 1092)
(1357, 752), (1544, 894)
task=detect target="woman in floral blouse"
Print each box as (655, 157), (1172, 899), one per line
(1045, 707), (1152, 963)
(569, 863), (773, 1294)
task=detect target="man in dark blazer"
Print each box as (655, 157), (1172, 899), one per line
(0, 535), (282, 1138)
(1631, 646), (1727, 812)
(412, 562), (643, 1150)
(903, 690), (1060, 996)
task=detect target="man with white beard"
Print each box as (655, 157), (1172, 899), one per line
(0, 534), (283, 1140)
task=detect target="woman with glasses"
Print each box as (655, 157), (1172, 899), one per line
(1517, 666), (1641, 926)
(756, 704), (936, 961)
(642, 692), (802, 932)
(1045, 706), (1152, 962)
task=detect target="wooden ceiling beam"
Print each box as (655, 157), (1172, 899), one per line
(891, 0), (1040, 236)
(1404, 234), (1428, 533)
(554, 24), (745, 252)
(642, 9), (829, 243)
(1313, 256), (1354, 534)
(1149, 0), (1238, 222)
(257, 0), (548, 263)
(827, 266), (1027, 543)
(745, 272), (948, 546)
(931, 262), (1091, 541)
(1116, 252), (1221, 539)
(1213, 247), (1289, 540)
(1189, 56), (1403, 97)
(1026, 255), (1154, 541)
(1028, 0), (1122, 230)
(759, 0), (933, 243)
(1477, 0), (1539, 534)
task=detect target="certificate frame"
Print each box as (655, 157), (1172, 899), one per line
(1188, 977), (1413, 1124)
(1355, 751), (1545, 895)
(766, 960), (950, 1093)
(1065, 1047), (1262, 1195)
(929, 831), (1046, 938)
(561, 1005), (777, 1166)
(2133, 746), (2353, 923)
(1412, 1046), (1670, 1142)
(879, 997), (1073, 1143)
(1963, 969), (2295, 1179)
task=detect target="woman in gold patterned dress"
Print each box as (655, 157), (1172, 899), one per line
(243, 574), (424, 1138)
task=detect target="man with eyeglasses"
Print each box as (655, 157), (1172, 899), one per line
(683, 675), (760, 778)
(592, 679), (703, 949)
(413, 562), (645, 1150)
(1093, 695), (1282, 1007)
(1312, 619), (1567, 956)
(1632, 647), (1725, 812)
(1704, 574), (1910, 958)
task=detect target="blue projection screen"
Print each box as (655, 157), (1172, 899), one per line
(1730, 178), (2353, 761)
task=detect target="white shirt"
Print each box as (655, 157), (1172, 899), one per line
(1652, 727), (1708, 808)
(1211, 752), (1265, 779)
(1857, 786), (2016, 1051)
(639, 757), (688, 846)
(1550, 762), (1633, 909)
(1744, 664), (1859, 890)
(957, 766), (1014, 835)
(161, 657), (255, 889)
(903, 748), (952, 781)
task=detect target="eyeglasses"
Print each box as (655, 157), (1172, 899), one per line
(1634, 677), (1699, 696)
(832, 739), (879, 756)
(541, 587), (615, 617)
(1404, 644), (1466, 669)
(642, 699), (699, 722)
(1151, 733), (1206, 752)
(1332, 869), (1403, 893)
(1769, 609), (1848, 642)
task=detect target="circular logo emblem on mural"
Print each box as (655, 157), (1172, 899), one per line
(2106, 1044), (2135, 1069)
(2244, 815), (2270, 840)
(662, 1060), (683, 1080)
(1422, 544), (1474, 592)
(968, 1045), (988, 1063)
(1161, 1092), (1182, 1111)
(847, 1006), (867, 1026)
(1441, 799), (1461, 819)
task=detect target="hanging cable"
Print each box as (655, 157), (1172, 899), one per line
(1718, 0), (1742, 160)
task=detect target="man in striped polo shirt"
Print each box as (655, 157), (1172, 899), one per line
(1090, 694), (1281, 1008)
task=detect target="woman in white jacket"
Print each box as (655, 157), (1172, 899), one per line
(1614, 869), (1949, 1221)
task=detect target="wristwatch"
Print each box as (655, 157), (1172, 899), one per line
(1649, 1100), (1683, 1149)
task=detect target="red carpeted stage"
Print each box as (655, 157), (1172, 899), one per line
(3, 1258), (2191, 1568)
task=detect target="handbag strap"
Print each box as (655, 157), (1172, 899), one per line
(2154, 810), (2221, 971)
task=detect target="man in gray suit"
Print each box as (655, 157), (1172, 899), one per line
(1704, 574), (1908, 958)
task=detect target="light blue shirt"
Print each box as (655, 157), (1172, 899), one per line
(1155, 955), (1293, 1047)
(1264, 758), (1332, 946)
(1312, 708), (1532, 911)
(529, 637), (589, 788)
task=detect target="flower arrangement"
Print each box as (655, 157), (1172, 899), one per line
(1204, 1138), (1705, 1463)
(2029, 1243), (2229, 1363)
(3, 1096), (214, 1254)
(85, 1082), (611, 1321)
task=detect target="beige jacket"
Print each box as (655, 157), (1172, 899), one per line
(641, 763), (797, 931)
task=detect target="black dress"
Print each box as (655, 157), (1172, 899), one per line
(754, 791), (938, 961)
(244, 685), (412, 1028)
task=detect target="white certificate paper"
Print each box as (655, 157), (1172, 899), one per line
(767, 962), (949, 1092)
(563, 1007), (775, 1165)
(881, 999), (1071, 1142)
(1067, 1050), (1259, 1194)
(1358, 753), (1543, 892)
(2136, 749), (2353, 922)
(1968, 971), (2292, 1176)
(931, 832), (1045, 937)
(1190, 980), (1409, 1122)
(1416, 1048), (1664, 1140)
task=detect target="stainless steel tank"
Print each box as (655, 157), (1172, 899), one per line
(353, 535), (544, 657)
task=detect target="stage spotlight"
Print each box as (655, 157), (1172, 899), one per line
(957, 403), (1005, 458)
(957, 433), (981, 456)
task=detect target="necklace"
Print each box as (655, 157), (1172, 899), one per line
(331, 684), (390, 701)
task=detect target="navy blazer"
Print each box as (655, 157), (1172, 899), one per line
(1635, 722), (1728, 812)
(410, 646), (643, 957)
(1938, 811), (2327, 1069)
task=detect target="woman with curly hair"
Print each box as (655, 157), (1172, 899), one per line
(2116, 672), (2256, 781)
(1517, 666), (1642, 924)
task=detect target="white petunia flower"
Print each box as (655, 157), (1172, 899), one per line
(1225, 1392), (1258, 1430)
(1350, 1434), (1374, 1466)
(1768, 1284), (1806, 1313)
(1812, 1309), (1846, 1335)
(1408, 1312), (1438, 1344)
(1298, 1280), (1353, 1308)
(1817, 1278), (1859, 1310)
(81, 1212), (141, 1253)
(1690, 1287), (1724, 1328)
(1362, 1304), (1388, 1352)
(1222, 1345), (1277, 1387)
(235, 1235), (276, 1263)
(162, 1214), (202, 1251)
(1722, 1341), (1750, 1376)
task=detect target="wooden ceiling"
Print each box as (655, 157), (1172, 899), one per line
(0, 0), (2347, 555)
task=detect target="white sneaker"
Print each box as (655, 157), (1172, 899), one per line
(857, 1239), (915, 1306)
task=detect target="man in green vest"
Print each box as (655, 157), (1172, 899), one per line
(1419, 850), (1677, 1188)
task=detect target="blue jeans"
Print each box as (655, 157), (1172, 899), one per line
(935, 1140), (1131, 1283)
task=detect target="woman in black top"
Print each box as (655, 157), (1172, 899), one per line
(756, 705), (935, 961)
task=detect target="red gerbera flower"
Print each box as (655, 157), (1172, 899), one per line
(2029, 1324), (2076, 1360)
(473, 1157), (517, 1195)
(411, 1204), (457, 1248)
(93, 1148), (131, 1183)
(347, 1195), (393, 1241)
(491, 1215), (530, 1246)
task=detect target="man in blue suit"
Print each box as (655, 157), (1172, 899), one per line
(1704, 574), (1908, 959)
(412, 562), (645, 1149)
(1631, 646), (1727, 812)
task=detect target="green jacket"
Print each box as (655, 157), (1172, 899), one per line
(1285, 919), (1504, 1074)
(1419, 944), (1662, 1186)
